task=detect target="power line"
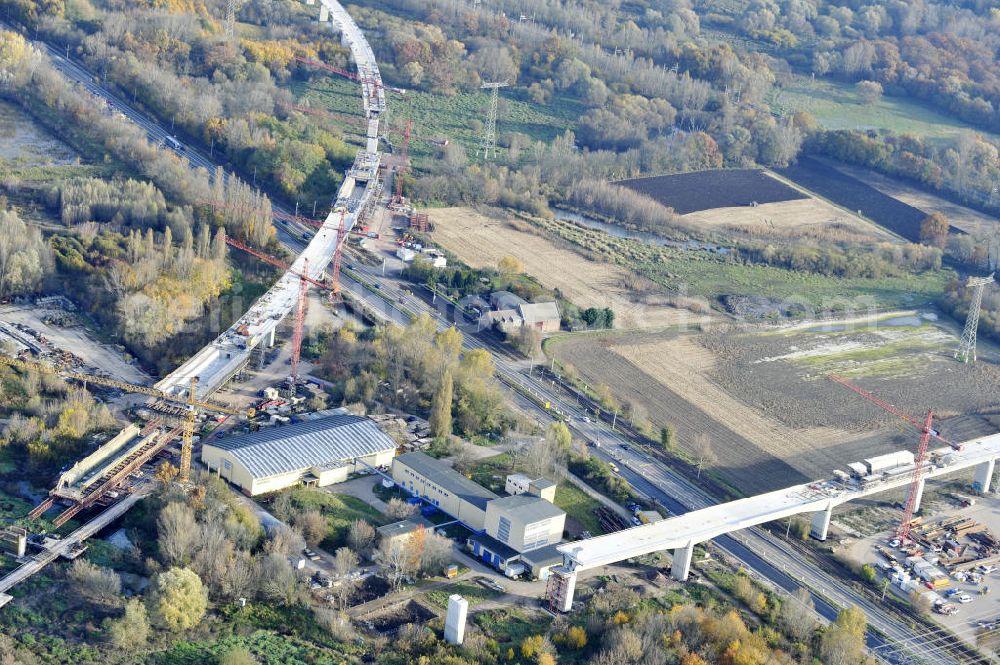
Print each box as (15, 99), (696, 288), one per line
(477, 79), (509, 159)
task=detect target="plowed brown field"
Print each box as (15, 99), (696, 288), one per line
(429, 207), (718, 330)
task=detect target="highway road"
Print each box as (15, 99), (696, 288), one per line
(10, 22), (975, 665)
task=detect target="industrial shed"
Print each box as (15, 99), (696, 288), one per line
(202, 415), (397, 496)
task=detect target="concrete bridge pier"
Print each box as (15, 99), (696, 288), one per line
(974, 459), (995, 493)
(319, 4), (329, 21)
(909, 477), (926, 514)
(266, 327), (276, 347)
(671, 541), (695, 581)
(810, 502), (834, 541)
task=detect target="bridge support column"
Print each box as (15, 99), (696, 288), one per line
(974, 459), (995, 494)
(319, 5), (329, 21)
(671, 541), (694, 581)
(546, 566), (577, 613)
(305, 0), (315, 6)
(909, 477), (926, 514)
(266, 327), (276, 347)
(810, 503), (834, 541)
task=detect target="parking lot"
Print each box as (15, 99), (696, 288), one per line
(847, 491), (1000, 646)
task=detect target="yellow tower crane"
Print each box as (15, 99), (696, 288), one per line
(0, 355), (255, 482)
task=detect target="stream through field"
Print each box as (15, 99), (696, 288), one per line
(553, 207), (730, 254)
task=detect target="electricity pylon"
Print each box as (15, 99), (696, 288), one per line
(955, 273), (995, 363)
(478, 80), (509, 159)
(225, 0), (238, 39)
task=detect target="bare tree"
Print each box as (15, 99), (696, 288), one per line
(295, 509), (328, 547)
(331, 547), (360, 609)
(255, 552), (297, 604)
(221, 550), (255, 601)
(347, 519), (376, 557)
(157, 501), (198, 566)
(375, 537), (415, 590)
(265, 524), (305, 559)
(693, 433), (717, 479)
(385, 498), (418, 521)
(68, 559), (121, 606)
(780, 587), (816, 642)
(420, 530), (453, 574)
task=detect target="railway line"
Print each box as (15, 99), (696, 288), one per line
(0, 9), (985, 664)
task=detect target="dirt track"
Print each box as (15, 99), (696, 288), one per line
(429, 207), (716, 329)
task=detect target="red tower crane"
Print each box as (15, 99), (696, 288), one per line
(223, 237), (332, 385)
(829, 374), (962, 542)
(289, 257), (310, 384)
(293, 55), (358, 82)
(329, 209), (348, 300)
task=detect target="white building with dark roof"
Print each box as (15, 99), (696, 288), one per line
(202, 414), (397, 495)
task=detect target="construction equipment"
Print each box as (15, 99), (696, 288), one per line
(293, 54), (358, 82)
(329, 209), (348, 300)
(224, 236), (329, 290)
(830, 374), (960, 542)
(955, 273), (995, 363)
(0, 355), (253, 484)
(391, 119), (413, 206)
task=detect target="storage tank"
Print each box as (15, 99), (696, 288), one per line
(864, 451), (915, 475)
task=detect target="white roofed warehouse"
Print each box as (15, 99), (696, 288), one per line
(201, 415), (397, 496)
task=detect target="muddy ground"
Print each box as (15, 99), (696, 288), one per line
(552, 315), (1000, 494)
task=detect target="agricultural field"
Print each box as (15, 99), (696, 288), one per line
(550, 313), (1000, 494)
(832, 163), (1000, 238)
(679, 194), (894, 241)
(291, 76), (580, 164)
(428, 207), (718, 329)
(531, 215), (951, 311)
(776, 156), (935, 243)
(618, 169), (805, 214)
(769, 75), (1000, 142)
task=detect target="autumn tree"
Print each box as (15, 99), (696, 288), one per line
(430, 370), (454, 438)
(694, 433), (717, 479)
(660, 425), (675, 451)
(220, 646), (258, 665)
(105, 599), (149, 653)
(386, 497), (418, 520)
(497, 255), (524, 275)
(920, 212), (950, 249)
(820, 606), (867, 665)
(0, 209), (49, 298)
(295, 509), (328, 547)
(347, 519), (376, 556)
(146, 567), (208, 631)
(856, 80), (883, 105)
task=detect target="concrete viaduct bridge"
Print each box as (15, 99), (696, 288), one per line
(549, 432), (1000, 610)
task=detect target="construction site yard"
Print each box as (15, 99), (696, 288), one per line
(550, 312), (1000, 495)
(428, 206), (719, 330)
(840, 488), (1000, 645)
(0, 303), (149, 385)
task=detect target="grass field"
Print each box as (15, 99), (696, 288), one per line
(285, 488), (386, 550)
(769, 75), (998, 142)
(530, 215), (951, 312)
(424, 581), (501, 609)
(291, 77), (580, 164)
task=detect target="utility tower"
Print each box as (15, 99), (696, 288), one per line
(478, 80), (509, 159)
(224, 0), (237, 39)
(955, 273), (995, 363)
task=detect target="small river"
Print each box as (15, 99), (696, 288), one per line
(553, 208), (730, 254)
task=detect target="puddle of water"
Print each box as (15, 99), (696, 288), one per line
(553, 207), (730, 254)
(0, 99), (77, 165)
(804, 313), (929, 333)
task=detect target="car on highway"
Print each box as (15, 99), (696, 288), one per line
(620, 444), (630, 451)
(581, 416), (591, 423)
(372, 282), (382, 289)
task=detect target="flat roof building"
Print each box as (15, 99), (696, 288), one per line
(485, 495), (565, 553)
(202, 415), (396, 496)
(392, 451), (498, 530)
